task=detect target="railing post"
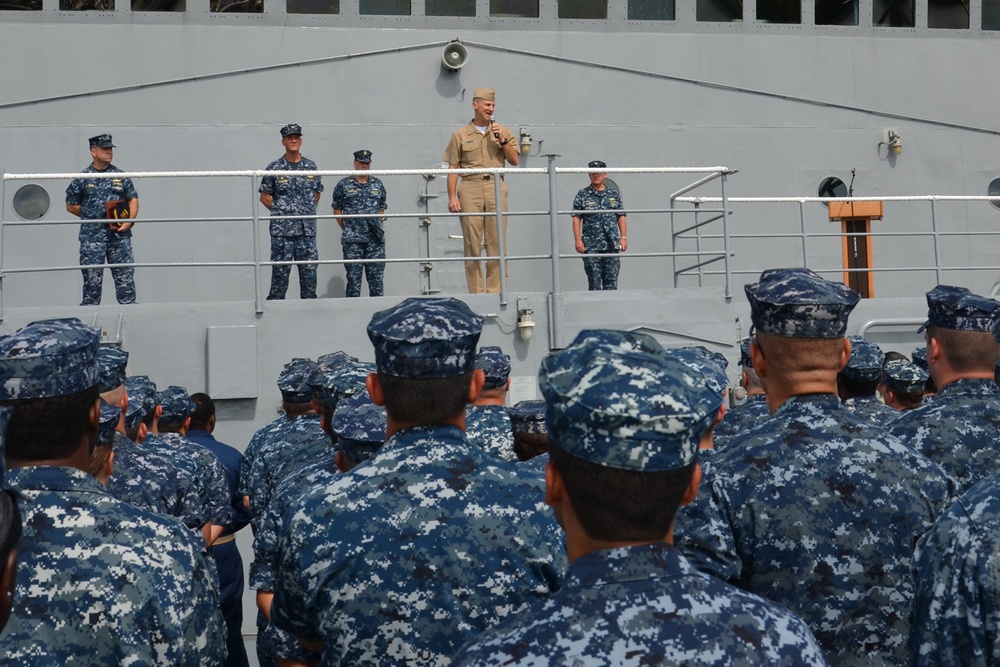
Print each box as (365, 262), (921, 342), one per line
(693, 201), (703, 287)
(930, 199), (942, 285)
(251, 173), (263, 314)
(493, 170), (507, 307)
(669, 190), (677, 288)
(547, 155), (564, 350)
(720, 171), (733, 301)
(798, 199), (808, 270)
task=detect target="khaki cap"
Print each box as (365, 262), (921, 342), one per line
(473, 87), (496, 101)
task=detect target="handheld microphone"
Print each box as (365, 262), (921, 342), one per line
(490, 116), (500, 140)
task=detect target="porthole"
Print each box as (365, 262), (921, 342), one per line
(12, 184), (50, 221)
(818, 176), (847, 207)
(988, 178), (1000, 210)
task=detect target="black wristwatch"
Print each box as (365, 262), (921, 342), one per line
(499, 139), (509, 146)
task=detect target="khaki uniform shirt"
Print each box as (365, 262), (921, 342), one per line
(443, 121), (520, 172)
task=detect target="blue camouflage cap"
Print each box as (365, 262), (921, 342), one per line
(475, 346), (511, 389)
(539, 329), (722, 472)
(882, 358), (929, 395)
(919, 285), (1000, 333)
(330, 362), (375, 407)
(0, 318), (100, 400)
(353, 150), (372, 163)
(367, 297), (483, 379)
(333, 390), (386, 463)
(88, 134), (115, 148)
(667, 346), (729, 395)
(98, 399), (120, 446)
(588, 160), (607, 169)
(96, 346), (129, 393)
(739, 338), (753, 369)
(280, 123), (302, 137)
(745, 268), (859, 338)
(309, 352), (359, 400)
(278, 358), (318, 404)
(123, 395), (145, 431)
(842, 336), (885, 382)
(510, 400), (547, 436)
(125, 375), (157, 415)
(911, 346), (928, 371)
(157, 386), (196, 423)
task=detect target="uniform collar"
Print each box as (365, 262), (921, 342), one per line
(936, 377), (1000, 397)
(566, 543), (693, 588)
(5, 465), (106, 496)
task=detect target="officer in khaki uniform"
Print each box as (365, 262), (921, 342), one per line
(444, 87), (520, 294)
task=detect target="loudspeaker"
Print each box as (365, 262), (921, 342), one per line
(441, 40), (469, 72)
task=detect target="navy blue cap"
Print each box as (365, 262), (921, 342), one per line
(97, 347), (129, 393)
(842, 336), (885, 382)
(278, 358), (318, 404)
(280, 124), (303, 137)
(911, 346), (928, 371)
(667, 347), (729, 395)
(882, 358), (929, 395)
(510, 399), (547, 435)
(539, 329), (722, 472)
(475, 346), (511, 389)
(739, 338), (753, 369)
(157, 386), (195, 423)
(0, 318), (100, 400)
(89, 134), (115, 148)
(588, 160), (607, 169)
(332, 390), (386, 463)
(98, 399), (120, 446)
(123, 396), (145, 431)
(919, 285), (1000, 333)
(745, 268), (859, 338)
(353, 150), (372, 163)
(367, 298), (483, 379)
(125, 375), (158, 415)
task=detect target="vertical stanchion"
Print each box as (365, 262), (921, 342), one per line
(930, 199), (941, 285)
(720, 172), (733, 302)
(693, 201), (702, 287)
(547, 155), (564, 349)
(493, 170), (507, 307)
(798, 199), (808, 271)
(251, 173), (263, 314)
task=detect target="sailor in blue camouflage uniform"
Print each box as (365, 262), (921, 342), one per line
(837, 335), (897, 425)
(910, 468), (1000, 666)
(887, 285), (1000, 493)
(333, 149), (387, 297)
(714, 337), (770, 449)
(510, 399), (548, 476)
(911, 345), (938, 395)
(453, 329), (827, 667)
(878, 357), (928, 412)
(673, 268), (955, 666)
(0, 318), (225, 664)
(259, 124), (324, 300)
(465, 345), (516, 461)
(572, 160), (627, 291)
(65, 134), (139, 306)
(271, 297), (567, 666)
(254, 390), (385, 666)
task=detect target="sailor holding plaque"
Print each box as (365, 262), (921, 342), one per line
(66, 133), (139, 305)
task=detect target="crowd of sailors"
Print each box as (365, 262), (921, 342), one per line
(0, 267), (998, 665)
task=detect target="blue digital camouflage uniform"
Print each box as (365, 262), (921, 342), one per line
(839, 335), (897, 425)
(155, 430), (233, 528)
(887, 285), (1000, 493)
(245, 413), (328, 523)
(452, 544), (828, 667)
(0, 317), (225, 664)
(509, 399), (548, 474)
(464, 405), (515, 461)
(332, 170), (387, 298)
(455, 329), (825, 666)
(910, 470), (1000, 666)
(674, 269), (956, 666)
(714, 337), (770, 449)
(572, 177), (626, 291)
(65, 162), (138, 305)
(259, 154), (324, 300)
(271, 297), (567, 666)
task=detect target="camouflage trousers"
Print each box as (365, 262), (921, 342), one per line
(80, 231), (136, 305)
(343, 242), (385, 298)
(582, 250), (620, 291)
(267, 235), (317, 300)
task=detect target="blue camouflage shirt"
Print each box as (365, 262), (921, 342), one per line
(332, 175), (387, 244)
(147, 431), (233, 527)
(465, 404), (516, 462)
(259, 156), (323, 237)
(910, 471), (1000, 666)
(271, 424), (567, 666)
(452, 543), (829, 667)
(1, 465), (225, 665)
(713, 393), (769, 450)
(674, 393), (955, 665)
(841, 393), (897, 426)
(65, 164), (138, 239)
(572, 185), (625, 252)
(888, 378), (1000, 493)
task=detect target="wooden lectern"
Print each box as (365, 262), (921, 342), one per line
(828, 201), (883, 298)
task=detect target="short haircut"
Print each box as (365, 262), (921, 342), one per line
(377, 372), (472, 424)
(2, 385), (100, 461)
(158, 420), (184, 434)
(125, 422), (142, 443)
(88, 444), (114, 478)
(141, 409), (156, 428)
(548, 443), (696, 542)
(883, 351), (908, 363)
(892, 389), (924, 410)
(839, 376), (879, 398)
(928, 325), (999, 374)
(755, 333), (845, 375)
(189, 392), (215, 431)
(513, 432), (549, 462)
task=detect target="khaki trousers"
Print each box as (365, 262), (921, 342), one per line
(458, 178), (508, 294)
